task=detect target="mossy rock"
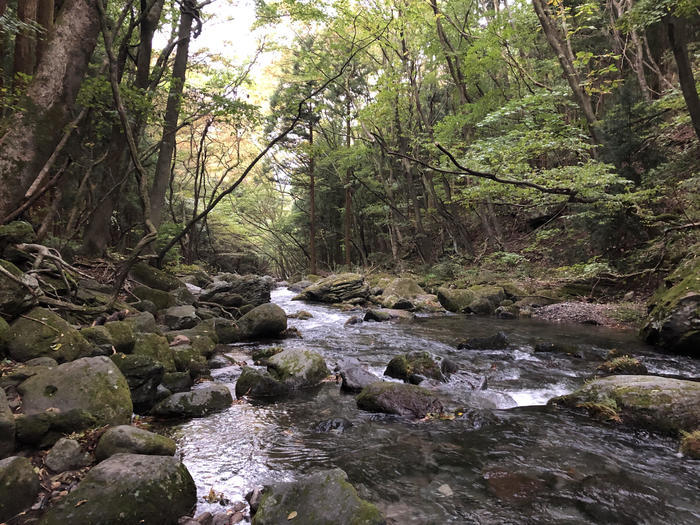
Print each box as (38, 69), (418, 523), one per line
(0, 221), (36, 246)
(161, 372), (193, 393)
(267, 348), (329, 389)
(679, 430), (700, 459)
(549, 375), (700, 434)
(132, 285), (177, 311)
(437, 287), (474, 313)
(356, 382), (443, 418)
(163, 305), (199, 330)
(0, 456), (40, 522)
(0, 390), (14, 459)
(252, 468), (384, 525)
(252, 346), (284, 366)
(0, 316), (10, 354)
(15, 409), (96, 448)
(37, 453), (196, 525)
(0, 259), (40, 318)
(172, 345), (207, 374)
(7, 307), (93, 362)
(130, 262), (183, 291)
(80, 325), (114, 353)
(133, 333), (176, 372)
(151, 383), (232, 419)
(95, 425), (176, 461)
(597, 356), (648, 375)
(238, 303), (287, 339)
(17, 356), (133, 427)
(384, 351), (444, 383)
(294, 273), (369, 303)
(235, 366), (290, 398)
(380, 278), (425, 309)
(110, 353), (165, 412)
(104, 320), (135, 353)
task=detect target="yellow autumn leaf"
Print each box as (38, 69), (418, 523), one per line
(287, 510), (298, 520)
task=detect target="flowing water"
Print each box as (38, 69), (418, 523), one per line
(171, 288), (700, 524)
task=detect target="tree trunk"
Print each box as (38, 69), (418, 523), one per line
(0, 0), (99, 222)
(344, 95), (353, 268)
(36, 0), (55, 66)
(666, 17), (700, 141)
(13, 0), (38, 80)
(150, 2), (194, 227)
(309, 118), (318, 274)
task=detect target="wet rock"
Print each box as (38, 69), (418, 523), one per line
(208, 354), (234, 369)
(132, 299), (159, 314)
(251, 346), (283, 366)
(465, 390), (517, 410)
(133, 285), (177, 311)
(0, 259), (40, 317)
(533, 341), (583, 357)
(356, 382), (443, 418)
(95, 425), (176, 461)
(680, 430), (700, 459)
(80, 325), (114, 354)
(293, 273), (369, 303)
(235, 367), (290, 398)
(15, 409), (96, 448)
(252, 468), (384, 525)
(202, 274), (272, 308)
(130, 262), (184, 291)
(288, 280), (312, 293)
(37, 453), (196, 525)
(364, 309), (413, 322)
(161, 371), (193, 393)
(340, 366), (381, 393)
(0, 389), (14, 458)
(237, 303), (287, 339)
(483, 468), (546, 503)
(44, 438), (91, 472)
(133, 333), (176, 372)
(7, 307), (93, 362)
(0, 316), (9, 354)
(597, 356), (647, 375)
(110, 353), (165, 412)
(288, 310), (313, 320)
(457, 331), (509, 350)
(384, 351), (444, 383)
(123, 310), (159, 333)
(18, 356), (132, 426)
(164, 305), (199, 330)
(345, 315), (362, 326)
(437, 285), (505, 315)
(314, 418), (353, 433)
(549, 375), (700, 433)
(151, 383), (232, 418)
(267, 348), (329, 389)
(0, 456), (40, 522)
(440, 358), (459, 376)
(172, 345), (208, 376)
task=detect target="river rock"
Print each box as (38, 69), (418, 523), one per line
(7, 307), (93, 362)
(0, 259), (40, 317)
(549, 375), (700, 433)
(130, 262), (183, 291)
(384, 351), (444, 383)
(0, 456), (40, 522)
(597, 356), (647, 375)
(172, 345), (208, 376)
(252, 468), (384, 525)
(151, 383), (232, 418)
(288, 279), (312, 293)
(0, 389), (14, 458)
(15, 409), (96, 448)
(458, 331), (509, 350)
(237, 303), (287, 339)
(293, 273), (369, 303)
(437, 285), (505, 315)
(288, 309), (313, 320)
(0, 221), (36, 246)
(17, 356), (132, 426)
(95, 425), (176, 461)
(364, 308), (413, 322)
(163, 305), (199, 330)
(123, 310), (159, 333)
(680, 431), (700, 459)
(356, 382), (443, 418)
(132, 285), (177, 311)
(44, 437), (91, 472)
(37, 453), (196, 525)
(641, 258), (700, 355)
(110, 353), (165, 412)
(202, 274), (272, 307)
(133, 333), (176, 372)
(161, 371), (193, 393)
(0, 316), (9, 354)
(340, 366), (381, 393)
(235, 367), (290, 398)
(79, 325), (114, 354)
(267, 348), (329, 389)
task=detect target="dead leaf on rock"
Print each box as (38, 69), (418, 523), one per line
(287, 510), (298, 520)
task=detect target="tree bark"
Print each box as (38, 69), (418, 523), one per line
(666, 17), (700, 141)
(150, 2), (194, 227)
(344, 91), (353, 268)
(309, 118), (318, 274)
(13, 0), (39, 80)
(0, 0), (100, 221)
(36, 0), (55, 66)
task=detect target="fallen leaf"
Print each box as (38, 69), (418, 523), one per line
(287, 510), (298, 520)
(75, 499), (88, 507)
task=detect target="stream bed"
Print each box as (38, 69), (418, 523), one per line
(171, 288), (700, 524)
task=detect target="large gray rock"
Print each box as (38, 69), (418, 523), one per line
(130, 262), (183, 291)
(294, 273), (370, 303)
(163, 305), (199, 330)
(267, 348), (329, 389)
(252, 468), (384, 525)
(123, 311), (158, 333)
(0, 389), (14, 458)
(356, 382), (443, 418)
(0, 456), (40, 522)
(235, 367), (290, 398)
(437, 285), (506, 315)
(44, 438), (91, 472)
(7, 307), (93, 362)
(151, 383), (232, 418)
(340, 366), (381, 393)
(15, 409), (96, 448)
(17, 356), (133, 426)
(133, 333), (176, 372)
(549, 375), (700, 433)
(132, 285), (177, 311)
(38, 453), (196, 525)
(0, 259), (40, 317)
(384, 351), (444, 383)
(95, 425), (176, 461)
(238, 303), (287, 339)
(110, 353), (165, 412)
(201, 274), (272, 307)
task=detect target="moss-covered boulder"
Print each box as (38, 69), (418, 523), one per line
(7, 307), (93, 362)
(0, 259), (40, 318)
(161, 371), (193, 393)
(0, 390), (14, 458)
(171, 345), (207, 375)
(104, 321), (135, 353)
(340, 366), (381, 394)
(235, 366), (290, 398)
(252, 468), (384, 525)
(597, 356), (648, 375)
(252, 346), (284, 366)
(130, 262), (183, 291)
(680, 430), (700, 459)
(95, 425), (176, 461)
(123, 311), (158, 334)
(380, 278), (425, 309)
(238, 303), (287, 339)
(356, 382), (443, 418)
(267, 348), (329, 389)
(133, 333), (176, 372)
(15, 409), (96, 448)
(0, 221), (36, 247)
(44, 437), (91, 472)
(384, 351), (444, 383)
(132, 285), (177, 311)
(163, 305), (199, 330)
(0, 456), (40, 522)
(201, 274), (272, 307)
(79, 325), (114, 354)
(294, 273), (369, 303)
(150, 383), (232, 418)
(0, 316), (9, 354)
(17, 356), (133, 426)
(37, 453), (196, 525)
(641, 258), (699, 355)
(110, 353), (165, 412)
(457, 331), (509, 350)
(437, 285), (505, 315)
(549, 375), (700, 434)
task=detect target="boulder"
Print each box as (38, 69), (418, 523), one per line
(549, 375), (700, 433)
(104, 321), (135, 352)
(288, 280), (312, 293)
(680, 430), (700, 459)
(15, 409), (96, 448)
(0, 316), (9, 353)
(340, 366), (381, 393)
(79, 325), (114, 354)
(356, 382), (443, 418)
(0, 389), (14, 458)
(37, 453), (196, 525)
(437, 285), (505, 315)
(294, 273), (369, 303)
(252, 346), (284, 366)
(0, 456), (40, 522)
(384, 351), (444, 383)
(7, 307), (93, 362)
(0, 259), (40, 317)
(132, 285), (177, 311)
(235, 367), (290, 398)
(95, 425), (176, 461)
(597, 356), (648, 375)
(380, 277), (425, 309)
(267, 348), (329, 389)
(458, 332), (509, 350)
(163, 305), (199, 330)
(130, 262), (183, 291)
(641, 258), (700, 355)
(123, 311), (158, 333)
(161, 372), (193, 393)
(17, 356), (133, 426)
(0, 221), (36, 246)
(364, 309), (413, 322)
(172, 345), (208, 376)
(44, 438), (91, 472)
(288, 310), (313, 320)
(201, 274), (272, 307)
(110, 353), (165, 412)
(252, 468), (384, 525)
(151, 383), (232, 418)
(133, 333), (176, 372)
(237, 303), (287, 339)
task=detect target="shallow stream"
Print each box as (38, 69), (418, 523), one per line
(171, 288), (700, 524)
